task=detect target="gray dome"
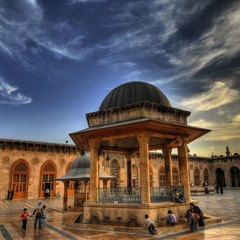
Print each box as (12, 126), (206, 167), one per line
(99, 81), (171, 111)
(71, 153), (90, 170)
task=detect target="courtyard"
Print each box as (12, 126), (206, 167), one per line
(0, 190), (239, 239)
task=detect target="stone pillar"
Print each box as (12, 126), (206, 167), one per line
(126, 153), (132, 189)
(178, 138), (191, 201)
(63, 181), (69, 211)
(84, 180), (88, 202)
(89, 140), (100, 203)
(137, 134), (150, 204)
(162, 148), (173, 186)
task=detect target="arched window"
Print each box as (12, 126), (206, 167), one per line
(159, 167), (166, 186)
(40, 161), (56, 198)
(194, 167), (200, 186)
(132, 164), (138, 188)
(203, 168), (209, 185)
(110, 160), (119, 189)
(11, 160), (29, 199)
(172, 167), (179, 186)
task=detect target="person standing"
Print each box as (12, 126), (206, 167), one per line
(10, 189), (14, 200)
(190, 203), (205, 227)
(219, 184), (224, 194)
(45, 189), (50, 199)
(20, 208), (29, 231)
(7, 190), (11, 200)
(144, 214), (156, 235)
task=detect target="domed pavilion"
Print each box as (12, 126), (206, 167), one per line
(70, 81), (210, 225)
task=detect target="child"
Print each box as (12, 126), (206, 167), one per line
(187, 209), (199, 231)
(41, 205), (47, 227)
(144, 214), (157, 235)
(165, 210), (177, 226)
(20, 208), (29, 231)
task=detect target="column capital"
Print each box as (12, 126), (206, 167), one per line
(137, 133), (150, 144)
(89, 140), (100, 150)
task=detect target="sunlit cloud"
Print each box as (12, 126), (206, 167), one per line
(180, 81), (239, 111)
(0, 77), (32, 104)
(233, 115), (240, 123)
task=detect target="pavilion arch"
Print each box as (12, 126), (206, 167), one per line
(10, 159), (29, 199)
(66, 161), (74, 196)
(215, 167), (226, 187)
(159, 166), (166, 186)
(132, 164), (138, 188)
(172, 167), (179, 186)
(40, 161), (57, 198)
(194, 167), (200, 186)
(229, 166), (240, 187)
(203, 168), (209, 185)
(110, 159), (120, 189)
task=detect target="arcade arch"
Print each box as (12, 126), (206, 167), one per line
(203, 168), (209, 185)
(159, 167), (166, 186)
(216, 167), (226, 187)
(194, 167), (200, 186)
(230, 166), (240, 187)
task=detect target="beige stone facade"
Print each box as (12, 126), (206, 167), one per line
(0, 138), (79, 200)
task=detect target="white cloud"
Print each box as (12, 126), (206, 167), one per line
(180, 81), (239, 111)
(233, 115), (240, 123)
(0, 77), (32, 104)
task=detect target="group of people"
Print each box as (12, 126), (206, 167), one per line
(20, 201), (47, 231)
(144, 202), (205, 235)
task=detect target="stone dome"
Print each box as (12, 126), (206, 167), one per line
(71, 153), (90, 170)
(99, 81), (171, 111)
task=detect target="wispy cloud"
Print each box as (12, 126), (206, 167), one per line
(180, 81), (239, 111)
(0, 77), (32, 104)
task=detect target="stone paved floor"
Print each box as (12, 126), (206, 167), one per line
(0, 190), (240, 240)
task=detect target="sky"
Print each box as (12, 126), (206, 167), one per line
(0, 0), (240, 157)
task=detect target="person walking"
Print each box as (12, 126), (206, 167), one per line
(20, 208), (29, 231)
(10, 189), (14, 200)
(31, 201), (43, 229)
(144, 214), (157, 235)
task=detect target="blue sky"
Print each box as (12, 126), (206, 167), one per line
(0, 0), (240, 157)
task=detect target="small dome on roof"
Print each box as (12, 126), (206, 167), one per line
(99, 81), (171, 111)
(71, 153), (90, 170)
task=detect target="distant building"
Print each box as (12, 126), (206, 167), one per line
(0, 139), (239, 201)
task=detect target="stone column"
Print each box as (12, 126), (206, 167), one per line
(89, 140), (100, 203)
(137, 134), (150, 204)
(63, 181), (69, 211)
(178, 138), (191, 201)
(162, 148), (173, 186)
(84, 180), (88, 202)
(126, 153), (132, 189)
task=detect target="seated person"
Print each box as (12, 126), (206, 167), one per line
(165, 210), (177, 226)
(173, 189), (185, 203)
